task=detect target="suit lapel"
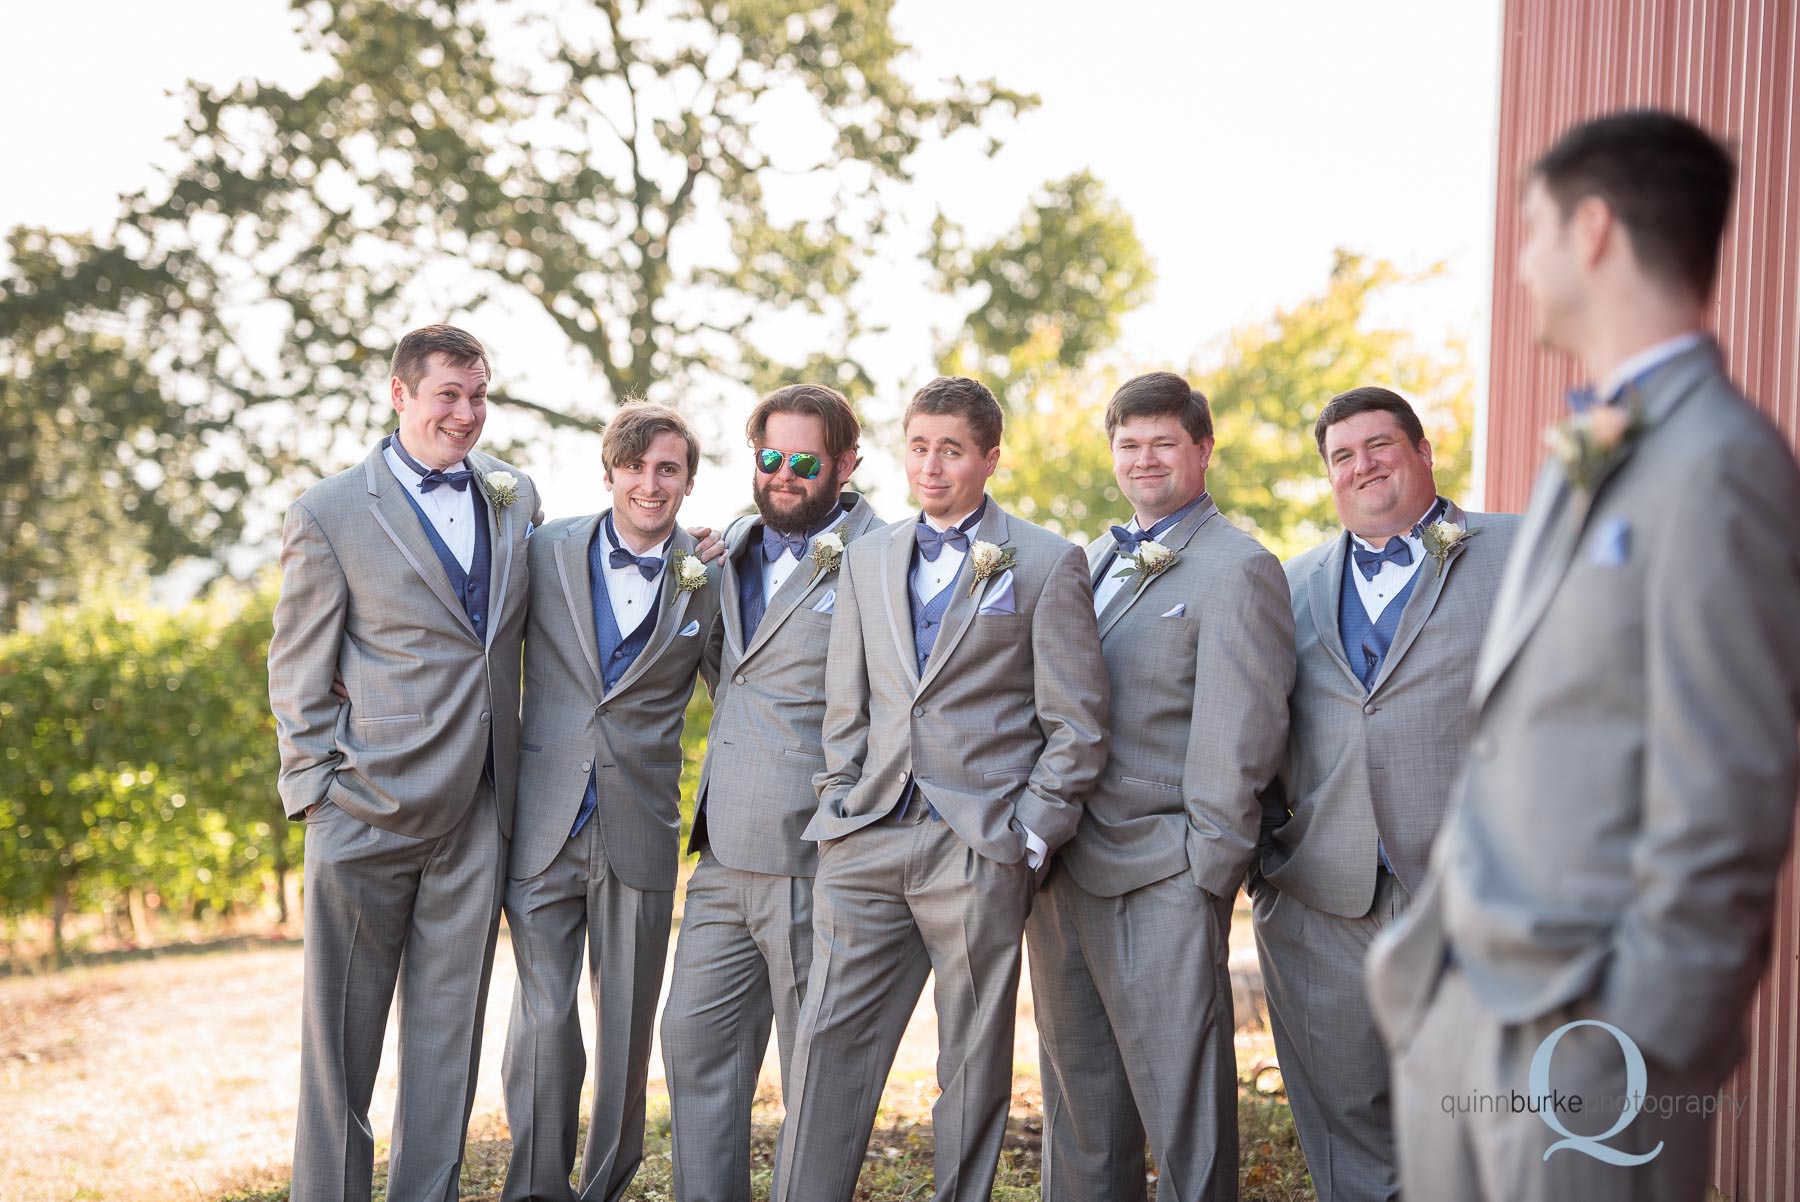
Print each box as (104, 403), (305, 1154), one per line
(917, 500), (1010, 694)
(553, 514), (605, 688)
(364, 445), (480, 642)
(1096, 496), (1217, 639)
(1307, 533), (1364, 693)
(718, 515), (757, 663)
(880, 519), (922, 693)
(605, 526), (698, 702)
(1368, 498), (1467, 695)
(739, 494), (880, 669)
(469, 453), (518, 649)
(1472, 345), (1716, 708)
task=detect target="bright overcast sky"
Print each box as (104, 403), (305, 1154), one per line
(1, 0), (1503, 529)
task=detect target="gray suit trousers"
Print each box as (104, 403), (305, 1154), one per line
(500, 820), (674, 1202)
(772, 806), (1020, 1202)
(660, 854), (814, 1202)
(1028, 870), (1237, 1202)
(1254, 871), (1408, 1202)
(293, 785), (506, 1202)
(1393, 961), (1713, 1202)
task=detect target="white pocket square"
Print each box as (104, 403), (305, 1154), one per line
(812, 588), (836, 614)
(679, 619), (700, 637)
(1590, 517), (1631, 567)
(1160, 603), (1185, 618)
(977, 570), (1017, 616)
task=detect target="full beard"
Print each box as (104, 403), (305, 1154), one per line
(755, 468), (844, 535)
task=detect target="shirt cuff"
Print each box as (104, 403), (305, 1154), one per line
(1023, 825), (1048, 871)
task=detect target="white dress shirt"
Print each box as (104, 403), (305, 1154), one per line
(1348, 514), (1431, 624)
(909, 507), (978, 602)
(601, 521), (670, 636)
(384, 443), (478, 572)
(1600, 330), (1708, 402)
(761, 512), (847, 602)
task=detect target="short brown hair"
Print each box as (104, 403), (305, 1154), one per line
(390, 324), (490, 392)
(602, 401), (700, 477)
(1104, 372), (1213, 443)
(746, 383), (862, 458)
(1312, 387), (1426, 459)
(1533, 109), (1735, 299)
(903, 376), (1003, 453)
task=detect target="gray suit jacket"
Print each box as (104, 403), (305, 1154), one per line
(1060, 497), (1294, 899)
(510, 513), (722, 890)
(269, 442), (542, 839)
(691, 493), (884, 877)
(806, 496), (1111, 863)
(1368, 342), (1800, 1076)
(1259, 502), (1519, 917)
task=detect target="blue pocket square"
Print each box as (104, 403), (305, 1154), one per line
(812, 588), (836, 614)
(977, 570), (1017, 616)
(1161, 603), (1185, 618)
(1590, 517), (1631, 567)
(679, 619), (700, 637)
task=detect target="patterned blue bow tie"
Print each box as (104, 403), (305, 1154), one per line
(763, 528), (807, 561)
(609, 546), (664, 581)
(916, 522), (970, 562)
(1352, 539), (1413, 581)
(1109, 525), (1157, 557)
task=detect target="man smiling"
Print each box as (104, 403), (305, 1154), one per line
(773, 376), (1110, 1202)
(501, 403), (721, 1202)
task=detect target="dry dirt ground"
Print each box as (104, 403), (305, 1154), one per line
(2, 909), (1291, 1202)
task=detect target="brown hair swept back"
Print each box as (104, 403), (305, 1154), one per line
(390, 324), (490, 393)
(903, 376), (1003, 453)
(602, 401), (701, 477)
(1312, 386), (1426, 460)
(746, 383), (863, 459)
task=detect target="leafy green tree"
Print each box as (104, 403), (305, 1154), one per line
(992, 253), (1475, 559)
(0, 0), (1035, 623)
(932, 171), (1154, 406)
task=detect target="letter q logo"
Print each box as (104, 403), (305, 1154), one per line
(1529, 1019), (1663, 1166)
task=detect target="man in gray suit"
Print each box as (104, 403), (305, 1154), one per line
(270, 324), (543, 1202)
(772, 376), (1110, 1202)
(1253, 386), (1518, 1202)
(1369, 110), (1800, 1201)
(661, 383), (925, 1202)
(1028, 372), (1294, 1202)
(500, 403), (721, 1202)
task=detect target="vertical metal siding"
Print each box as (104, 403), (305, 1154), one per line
(1488, 2), (1799, 1198)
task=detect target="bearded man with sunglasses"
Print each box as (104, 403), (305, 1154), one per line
(659, 383), (910, 1202)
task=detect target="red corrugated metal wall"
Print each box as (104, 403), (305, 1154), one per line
(1488, 3), (1799, 1199)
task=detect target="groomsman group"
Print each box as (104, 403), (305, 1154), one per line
(270, 107), (1800, 1202)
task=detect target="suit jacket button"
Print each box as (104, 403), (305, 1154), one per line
(581, 761), (593, 773)
(480, 710), (491, 723)
(899, 771), (909, 783)
(1362, 703), (1376, 716)
(912, 706), (925, 717)
(734, 674), (746, 685)
(594, 704), (605, 716)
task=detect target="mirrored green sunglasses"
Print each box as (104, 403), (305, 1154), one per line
(756, 447), (823, 479)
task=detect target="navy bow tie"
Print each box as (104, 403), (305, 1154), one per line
(609, 546), (664, 581)
(418, 467), (474, 493)
(916, 523), (970, 562)
(390, 433), (474, 493)
(1352, 539), (1413, 581)
(1566, 385), (1599, 415)
(763, 528), (807, 561)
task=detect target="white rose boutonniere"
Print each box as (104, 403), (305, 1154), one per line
(1112, 539), (1177, 593)
(967, 539), (1018, 596)
(1418, 520), (1477, 577)
(809, 528), (846, 582)
(1545, 404), (1641, 493)
(670, 548), (709, 594)
(482, 470), (520, 509)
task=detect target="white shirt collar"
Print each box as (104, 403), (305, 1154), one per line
(606, 516), (671, 563)
(922, 506), (982, 535)
(1601, 331), (1709, 402)
(385, 437), (468, 486)
(1350, 498), (1440, 554)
